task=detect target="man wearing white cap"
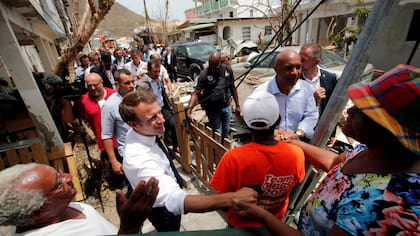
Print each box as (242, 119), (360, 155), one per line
(210, 91), (306, 228)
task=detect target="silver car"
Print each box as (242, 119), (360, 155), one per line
(232, 46), (373, 109)
(232, 46), (348, 81)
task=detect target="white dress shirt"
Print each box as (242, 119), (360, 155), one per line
(123, 129), (186, 215)
(302, 66), (321, 91)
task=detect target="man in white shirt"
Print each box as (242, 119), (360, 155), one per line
(124, 49), (146, 78)
(75, 54), (89, 80)
(113, 48), (127, 69)
(119, 89), (258, 232)
(74, 54), (89, 92)
(300, 43), (338, 143)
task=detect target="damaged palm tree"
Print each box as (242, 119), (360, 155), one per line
(53, 0), (115, 78)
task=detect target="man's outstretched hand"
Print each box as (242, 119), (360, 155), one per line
(116, 178), (159, 234)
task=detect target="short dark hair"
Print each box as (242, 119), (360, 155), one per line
(114, 68), (131, 82)
(79, 54), (88, 64)
(119, 90), (157, 124)
(113, 47), (122, 57)
(147, 59), (161, 71)
(100, 52), (112, 63)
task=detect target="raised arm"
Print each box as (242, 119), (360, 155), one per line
(290, 140), (346, 172)
(117, 177), (159, 234)
(186, 89), (201, 119)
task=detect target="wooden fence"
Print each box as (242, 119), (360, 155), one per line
(171, 99), (232, 190)
(0, 138), (83, 201)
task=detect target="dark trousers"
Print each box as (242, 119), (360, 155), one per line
(167, 67), (177, 82)
(100, 150), (131, 193)
(149, 207), (181, 232)
(162, 108), (178, 148)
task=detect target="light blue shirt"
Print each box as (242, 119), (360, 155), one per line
(145, 74), (164, 108)
(101, 92), (130, 157)
(255, 76), (319, 139)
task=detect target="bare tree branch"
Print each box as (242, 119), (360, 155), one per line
(53, 0), (115, 76)
(78, 1), (91, 37)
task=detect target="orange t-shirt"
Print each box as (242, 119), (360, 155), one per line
(210, 141), (305, 228)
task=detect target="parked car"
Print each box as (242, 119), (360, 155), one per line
(170, 42), (217, 80)
(221, 39), (259, 62)
(231, 46), (349, 80)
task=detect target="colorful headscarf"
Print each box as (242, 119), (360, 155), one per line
(347, 64), (420, 154)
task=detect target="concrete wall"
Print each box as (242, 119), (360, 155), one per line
(368, 2), (420, 70)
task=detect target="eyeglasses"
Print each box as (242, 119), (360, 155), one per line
(46, 171), (65, 195)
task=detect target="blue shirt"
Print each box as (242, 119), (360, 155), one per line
(255, 76), (319, 139)
(101, 92), (130, 157)
(145, 74), (164, 108)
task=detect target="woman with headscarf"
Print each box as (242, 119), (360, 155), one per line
(232, 64), (420, 235)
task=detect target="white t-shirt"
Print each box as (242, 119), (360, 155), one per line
(14, 202), (117, 236)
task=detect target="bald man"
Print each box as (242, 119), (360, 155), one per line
(0, 163), (159, 235)
(80, 73), (116, 150)
(255, 49), (318, 141)
(187, 52), (240, 139)
(79, 73), (120, 185)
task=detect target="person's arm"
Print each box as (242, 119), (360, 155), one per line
(164, 77), (172, 97)
(231, 81), (240, 116)
(297, 87), (319, 139)
(103, 139), (123, 175)
(290, 139), (346, 172)
(186, 89), (201, 119)
(233, 199), (303, 236)
(184, 187), (257, 213)
(117, 177), (159, 234)
(101, 103), (124, 175)
(161, 67), (172, 97)
(233, 199), (351, 236)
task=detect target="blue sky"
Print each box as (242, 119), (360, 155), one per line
(116, 0), (196, 21)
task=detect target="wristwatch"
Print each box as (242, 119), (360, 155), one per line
(295, 130), (304, 139)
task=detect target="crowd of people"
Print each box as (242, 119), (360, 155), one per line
(0, 39), (419, 235)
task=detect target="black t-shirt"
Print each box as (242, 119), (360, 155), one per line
(196, 64), (234, 110)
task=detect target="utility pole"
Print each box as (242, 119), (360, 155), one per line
(143, 0), (153, 43)
(164, 0), (169, 33)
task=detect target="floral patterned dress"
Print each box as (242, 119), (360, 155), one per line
(298, 144), (420, 235)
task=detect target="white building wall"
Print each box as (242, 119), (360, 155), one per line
(217, 19), (269, 46)
(198, 0), (274, 19)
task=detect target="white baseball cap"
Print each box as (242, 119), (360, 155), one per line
(243, 91), (280, 130)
